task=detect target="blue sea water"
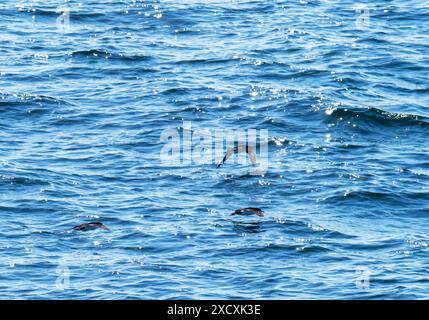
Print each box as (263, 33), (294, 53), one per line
(0, 0), (429, 299)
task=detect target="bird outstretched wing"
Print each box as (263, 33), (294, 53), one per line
(217, 145), (257, 168)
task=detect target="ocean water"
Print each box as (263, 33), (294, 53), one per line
(1, 0), (429, 299)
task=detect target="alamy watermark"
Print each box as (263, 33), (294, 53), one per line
(17, 2), (72, 32)
(56, 6), (71, 32)
(160, 121), (269, 175)
(354, 4), (370, 29)
(55, 263), (70, 290)
(355, 266), (371, 291)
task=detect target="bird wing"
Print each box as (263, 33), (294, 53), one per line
(254, 210), (264, 217)
(247, 148), (257, 165)
(217, 147), (235, 168)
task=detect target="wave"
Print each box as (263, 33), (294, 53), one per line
(0, 174), (51, 187)
(0, 93), (71, 106)
(325, 106), (429, 128)
(325, 189), (429, 207)
(174, 57), (237, 66)
(0, 93), (74, 120)
(70, 49), (152, 62)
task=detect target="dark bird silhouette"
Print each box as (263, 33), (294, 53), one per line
(231, 207), (264, 217)
(217, 145), (257, 168)
(73, 222), (109, 232)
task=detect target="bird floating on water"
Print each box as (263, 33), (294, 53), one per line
(231, 207), (264, 217)
(217, 145), (257, 168)
(73, 222), (109, 232)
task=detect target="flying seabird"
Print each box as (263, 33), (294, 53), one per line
(231, 207), (265, 217)
(217, 145), (257, 168)
(73, 222), (109, 232)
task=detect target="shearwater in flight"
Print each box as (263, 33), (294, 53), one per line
(217, 145), (257, 168)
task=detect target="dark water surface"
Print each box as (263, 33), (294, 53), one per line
(1, 0), (429, 299)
